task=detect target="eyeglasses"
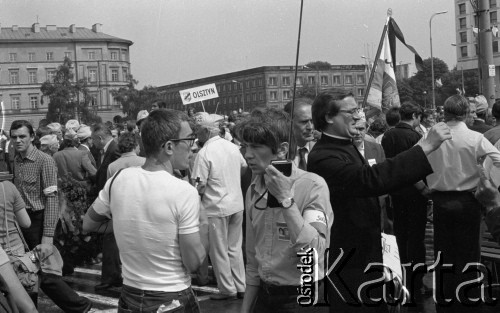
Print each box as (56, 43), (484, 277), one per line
(166, 135), (197, 147)
(338, 108), (362, 116)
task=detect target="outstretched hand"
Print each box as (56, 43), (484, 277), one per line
(418, 122), (452, 155)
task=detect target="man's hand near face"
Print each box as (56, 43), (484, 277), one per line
(264, 165), (293, 203)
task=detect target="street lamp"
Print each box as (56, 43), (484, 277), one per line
(430, 10), (448, 110)
(232, 80), (245, 112)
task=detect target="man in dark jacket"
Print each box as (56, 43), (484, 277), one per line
(381, 102), (429, 302)
(308, 89), (451, 312)
(91, 123), (121, 290)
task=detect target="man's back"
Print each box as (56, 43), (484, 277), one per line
(381, 123), (422, 158)
(192, 136), (245, 216)
(93, 167), (200, 291)
(53, 147), (96, 181)
(107, 152), (145, 179)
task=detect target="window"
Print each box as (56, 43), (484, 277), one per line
(491, 11), (498, 24)
(110, 51), (118, 60)
(357, 74), (366, 84)
(252, 93), (257, 101)
(11, 96), (20, 110)
(246, 81), (250, 88)
(228, 97), (232, 104)
(46, 70), (56, 82)
(234, 96), (238, 104)
(259, 93), (264, 101)
(308, 76), (315, 85)
(357, 88), (365, 97)
(123, 68), (129, 81)
(30, 96), (38, 109)
(461, 46), (468, 57)
(270, 91), (277, 101)
(268, 77), (277, 86)
(333, 75), (341, 85)
(283, 90), (291, 100)
(246, 94), (251, 102)
(28, 53), (35, 61)
(28, 71), (37, 84)
(46, 52), (53, 61)
(459, 3), (466, 15)
(494, 41), (499, 53)
(459, 17), (466, 29)
(111, 69), (119, 82)
(9, 53), (17, 62)
(321, 75), (328, 85)
(492, 0), (497, 8)
(282, 76), (291, 86)
(9, 70), (19, 84)
(345, 75), (353, 84)
(88, 69), (97, 82)
(460, 32), (467, 43)
(121, 51), (127, 61)
(88, 51), (95, 60)
(222, 84), (226, 92)
(258, 78), (263, 87)
(64, 52), (72, 59)
(228, 83), (232, 91)
(296, 76), (303, 85)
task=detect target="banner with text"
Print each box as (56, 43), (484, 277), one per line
(180, 83), (219, 105)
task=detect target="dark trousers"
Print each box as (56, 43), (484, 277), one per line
(254, 280), (327, 313)
(118, 285), (200, 313)
(392, 193), (428, 295)
(101, 232), (122, 283)
(22, 210), (90, 312)
(432, 191), (482, 313)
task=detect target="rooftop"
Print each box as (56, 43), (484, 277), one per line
(0, 23), (132, 45)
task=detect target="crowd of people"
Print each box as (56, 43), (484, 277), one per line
(2, 92), (500, 313)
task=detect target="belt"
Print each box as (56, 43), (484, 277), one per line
(260, 280), (300, 296)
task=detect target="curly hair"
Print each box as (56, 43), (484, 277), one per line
(118, 132), (138, 153)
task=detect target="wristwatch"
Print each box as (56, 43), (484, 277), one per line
(280, 197), (295, 209)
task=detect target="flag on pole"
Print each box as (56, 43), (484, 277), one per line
(435, 78), (443, 88)
(492, 25), (499, 37)
(365, 15), (423, 118)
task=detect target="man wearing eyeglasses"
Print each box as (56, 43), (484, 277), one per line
(308, 89), (452, 312)
(83, 110), (208, 312)
(191, 113), (247, 300)
(238, 107), (333, 313)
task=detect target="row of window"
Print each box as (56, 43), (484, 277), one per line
(458, 11), (497, 30)
(6, 50), (128, 62)
(9, 95), (40, 110)
(458, 1), (496, 16)
(459, 41), (500, 57)
(268, 74), (365, 87)
(6, 67), (129, 84)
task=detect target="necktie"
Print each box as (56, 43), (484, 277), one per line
(298, 147), (307, 171)
(98, 149), (104, 167)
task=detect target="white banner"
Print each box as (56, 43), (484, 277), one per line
(179, 83), (219, 105)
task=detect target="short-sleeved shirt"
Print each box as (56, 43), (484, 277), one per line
(245, 166), (333, 286)
(93, 167), (200, 292)
(0, 181), (26, 249)
(191, 136), (246, 217)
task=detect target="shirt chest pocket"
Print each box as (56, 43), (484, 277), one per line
(22, 175), (38, 193)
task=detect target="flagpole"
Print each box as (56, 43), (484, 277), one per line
(362, 9), (392, 109)
(287, 0), (304, 160)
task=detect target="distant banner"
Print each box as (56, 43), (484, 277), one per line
(180, 83), (219, 105)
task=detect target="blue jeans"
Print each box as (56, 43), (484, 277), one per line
(118, 285), (200, 313)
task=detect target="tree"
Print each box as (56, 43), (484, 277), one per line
(40, 57), (99, 124)
(305, 61), (332, 70)
(111, 76), (160, 119)
(407, 57), (449, 107)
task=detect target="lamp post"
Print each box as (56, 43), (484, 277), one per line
(232, 80), (245, 112)
(430, 10), (448, 111)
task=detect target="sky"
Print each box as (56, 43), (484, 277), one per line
(1, 0), (456, 88)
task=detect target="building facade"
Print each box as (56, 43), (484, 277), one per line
(0, 23), (132, 129)
(157, 65), (368, 115)
(455, 0), (500, 97)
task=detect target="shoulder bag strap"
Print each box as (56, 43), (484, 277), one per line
(2, 182), (29, 253)
(108, 168), (124, 204)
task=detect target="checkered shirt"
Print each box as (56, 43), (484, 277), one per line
(14, 147), (59, 237)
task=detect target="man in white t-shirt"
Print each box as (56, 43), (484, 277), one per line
(83, 109), (208, 312)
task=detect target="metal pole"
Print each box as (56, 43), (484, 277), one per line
(430, 11), (448, 111)
(241, 82), (245, 112)
(479, 0), (495, 107)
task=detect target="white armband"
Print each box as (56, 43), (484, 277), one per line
(43, 186), (58, 195)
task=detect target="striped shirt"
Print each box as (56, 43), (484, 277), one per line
(14, 147), (59, 237)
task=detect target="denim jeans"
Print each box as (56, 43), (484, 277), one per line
(118, 285), (200, 313)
